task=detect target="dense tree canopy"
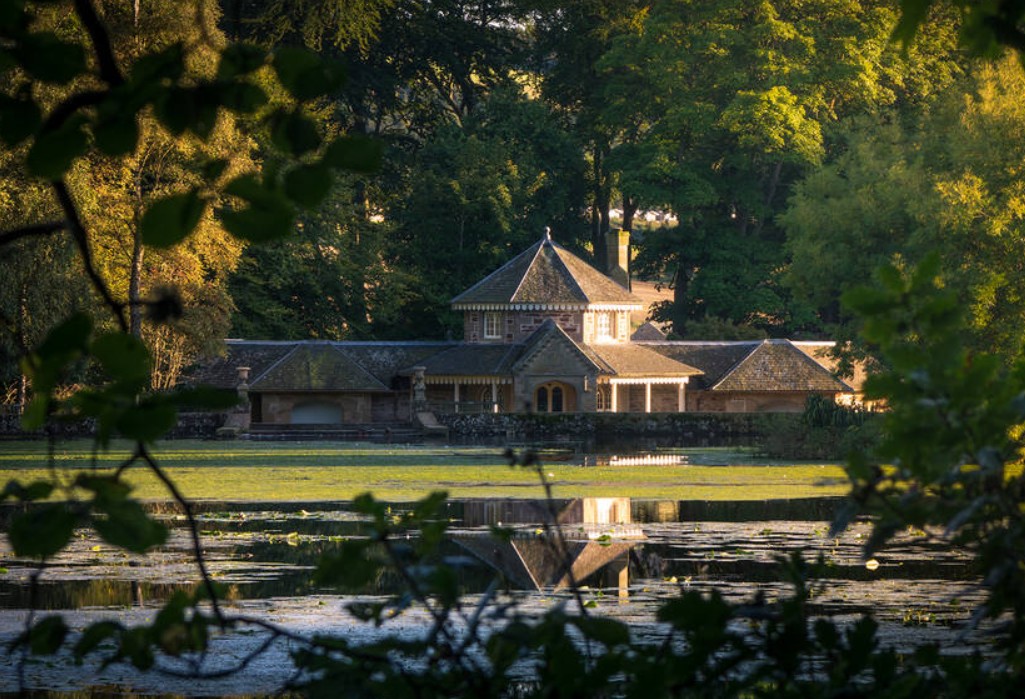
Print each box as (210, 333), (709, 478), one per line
(785, 59), (1025, 356)
(4, 0), (1025, 393)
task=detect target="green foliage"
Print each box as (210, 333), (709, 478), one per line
(6, 1), (1025, 696)
(755, 396), (880, 460)
(784, 60), (1025, 353)
(601, 0), (963, 335)
(894, 0), (1025, 60)
(836, 258), (1025, 665)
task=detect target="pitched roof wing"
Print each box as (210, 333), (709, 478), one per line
(451, 236), (643, 308)
(512, 320), (605, 374)
(413, 343), (524, 377)
(585, 344), (702, 378)
(640, 342), (758, 389)
(183, 341), (295, 389)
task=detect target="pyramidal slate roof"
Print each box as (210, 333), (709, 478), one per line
(640, 340), (852, 393)
(250, 344), (389, 392)
(451, 234), (643, 309)
(712, 340), (852, 392)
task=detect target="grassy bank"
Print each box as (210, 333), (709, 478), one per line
(0, 440), (848, 502)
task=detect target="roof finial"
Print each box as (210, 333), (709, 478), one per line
(544, 226), (552, 242)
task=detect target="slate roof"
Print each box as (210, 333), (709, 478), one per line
(412, 343), (523, 377)
(511, 320), (604, 374)
(185, 340), (454, 391)
(641, 342), (758, 389)
(792, 341), (868, 392)
(584, 343), (701, 378)
(640, 340), (852, 393)
(184, 341), (295, 389)
(630, 321), (667, 341)
(451, 235), (642, 308)
(251, 344), (390, 392)
(343, 343), (455, 385)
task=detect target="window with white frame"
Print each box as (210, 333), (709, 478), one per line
(483, 312), (502, 339)
(596, 312), (613, 341)
(616, 312), (628, 340)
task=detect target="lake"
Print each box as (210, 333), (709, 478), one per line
(0, 484), (986, 695)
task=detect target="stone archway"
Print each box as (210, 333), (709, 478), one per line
(534, 381), (576, 413)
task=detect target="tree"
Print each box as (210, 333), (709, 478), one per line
(595, 0), (962, 336)
(530, 0), (647, 262)
(386, 88), (586, 338)
(784, 58), (1025, 357)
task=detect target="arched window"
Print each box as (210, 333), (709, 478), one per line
(551, 386), (563, 412)
(535, 382), (574, 413)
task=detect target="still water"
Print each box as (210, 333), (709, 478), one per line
(0, 491), (988, 695)
(0, 496), (979, 619)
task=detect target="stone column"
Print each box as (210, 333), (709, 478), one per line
(236, 366), (251, 404)
(411, 366), (426, 416)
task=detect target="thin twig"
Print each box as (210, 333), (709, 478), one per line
(72, 0), (125, 87)
(53, 180), (128, 332)
(137, 446), (224, 623)
(0, 221), (67, 248)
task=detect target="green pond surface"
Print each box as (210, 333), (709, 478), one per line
(0, 440), (848, 501)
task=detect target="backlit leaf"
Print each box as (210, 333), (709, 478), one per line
(28, 616), (69, 655)
(26, 115), (88, 180)
(130, 43), (184, 85)
(0, 94), (41, 145)
(284, 163), (332, 208)
(92, 332), (150, 384)
(93, 113), (139, 156)
(93, 496), (168, 553)
(115, 400), (178, 443)
(272, 47), (346, 101)
(323, 136), (382, 174)
(217, 43), (267, 79)
(74, 621), (123, 659)
(9, 504), (76, 558)
(270, 109), (321, 156)
(221, 174), (295, 242)
(140, 190), (207, 248)
(0, 479), (54, 502)
(16, 32), (86, 84)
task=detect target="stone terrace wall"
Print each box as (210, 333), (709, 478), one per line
(439, 412), (769, 445)
(0, 411), (226, 440)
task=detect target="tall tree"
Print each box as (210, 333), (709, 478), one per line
(784, 58), (1025, 357)
(530, 0), (646, 263)
(595, 0), (962, 336)
(387, 88), (586, 338)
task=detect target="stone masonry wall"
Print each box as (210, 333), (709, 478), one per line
(437, 411), (767, 445)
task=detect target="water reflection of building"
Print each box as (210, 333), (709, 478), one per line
(451, 498), (643, 595)
(582, 453), (689, 467)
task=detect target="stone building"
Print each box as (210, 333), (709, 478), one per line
(192, 233), (853, 427)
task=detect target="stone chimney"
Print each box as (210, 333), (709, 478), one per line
(605, 228), (631, 290)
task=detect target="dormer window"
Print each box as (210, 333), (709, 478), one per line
(483, 311), (502, 339)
